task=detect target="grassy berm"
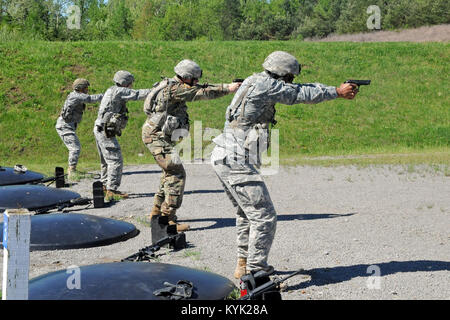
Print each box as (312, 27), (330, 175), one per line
(0, 41), (448, 174)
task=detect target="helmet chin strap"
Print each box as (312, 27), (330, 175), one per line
(282, 74), (295, 83)
(266, 70), (296, 83)
(177, 75), (198, 86)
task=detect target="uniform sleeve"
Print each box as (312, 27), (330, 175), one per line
(87, 93), (104, 103)
(119, 88), (151, 101)
(268, 81), (338, 105)
(76, 93), (103, 103)
(172, 83), (230, 102)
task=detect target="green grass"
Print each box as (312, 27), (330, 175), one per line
(226, 287), (241, 300)
(183, 250), (201, 260)
(0, 41), (448, 171)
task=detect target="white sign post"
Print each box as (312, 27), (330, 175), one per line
(2, 209), (31, 300)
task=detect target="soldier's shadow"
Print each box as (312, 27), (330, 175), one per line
(123, 170), (161, 176)
(127, 193), (155, 199)
(126, 189), (225, 200)
(184, 189), (225, 195)
(182, 212), (356, 231)
(281, 260), (450, 290)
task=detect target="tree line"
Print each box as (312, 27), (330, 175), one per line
(1, 0), (449, 41)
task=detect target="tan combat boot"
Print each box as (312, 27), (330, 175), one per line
(150, 205), (161, 219)
(168, 220), (190, 232)
(67, 165), (77, 180)
(105, 189), (129, 201)
(161, 203), (190, 232)
(234, 258), (247, 279)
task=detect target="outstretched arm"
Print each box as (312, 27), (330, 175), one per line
(119, 87), (151, 101)
(76, 92), (104, 104)
(173, 82), (241, 102)
(87, 93), (104, 103)
(270, 81), (358, 105)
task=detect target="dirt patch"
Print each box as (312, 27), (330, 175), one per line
(306, 24), (450, 42)
(63, 64), (89, 77)
(5, 86), (30, 104)
(66, 64), (88, 75)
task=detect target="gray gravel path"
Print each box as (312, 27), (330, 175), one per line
(1, 163), (449, 300)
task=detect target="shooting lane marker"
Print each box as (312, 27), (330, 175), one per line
(2, 209), (31, 300)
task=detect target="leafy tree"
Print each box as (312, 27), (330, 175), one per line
(335, 0), (388, 34)
(218, 0), (242, 40)
(0, 0), (448, 41)
(296, 0), (342, 38)
(384, 0), (450, 29)
(104, 0), (133, 39)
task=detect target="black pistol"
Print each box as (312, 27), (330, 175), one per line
(233, 78), (245, 83)
(345, 80), (371, 88)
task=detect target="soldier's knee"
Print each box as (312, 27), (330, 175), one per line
(234, 182), (273, 210)
(167, 194), (182, 209)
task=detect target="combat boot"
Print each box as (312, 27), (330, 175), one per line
(150, 205), (161, 218)
(161, 203), (190, 232)
(105, 189), (129, 201)
(234, 258), (247, 279)
(67, 165), (78, 180)
(168, 220), (190, 232)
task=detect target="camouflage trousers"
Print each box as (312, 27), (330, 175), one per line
(142, 126), (186, 217)
(55, 118), (80, 167)
(94, 127), (123, 191)
(211, 147), (277, 272)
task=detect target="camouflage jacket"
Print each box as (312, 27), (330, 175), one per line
(143, 77), (230, 137)
(58, 91), (103, 125)
(225, 71), (337, 130)
(213, 71), (338, 163)
(95, 85), (150, 129)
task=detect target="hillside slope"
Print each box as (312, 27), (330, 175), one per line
(0, 41), (448, 168)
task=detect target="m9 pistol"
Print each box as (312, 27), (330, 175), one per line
(345, 80), (371, 88)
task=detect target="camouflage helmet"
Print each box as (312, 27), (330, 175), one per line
(73, 78), (90, 91)
(113, 70), (135, 86)
(262, 51), (300, 76)
(174, 60), (202, 79)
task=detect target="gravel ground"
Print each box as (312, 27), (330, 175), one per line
(1, 163), (449, 300)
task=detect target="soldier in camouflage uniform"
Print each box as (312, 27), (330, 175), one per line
(142, 59), (241, 232)
(210, 51), (359, 278)
(94, 71), (151, 200)
(56, 79), (103, 179)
